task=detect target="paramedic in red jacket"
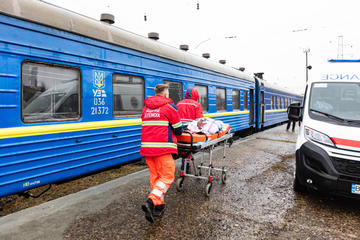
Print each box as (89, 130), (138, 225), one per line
(140, 84), (183, 223)
(176, 88), (203, 173)
(176, 88), (203, 124)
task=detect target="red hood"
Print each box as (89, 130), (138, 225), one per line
(144, 96), (173, 109)
(185, 88), (199, 101)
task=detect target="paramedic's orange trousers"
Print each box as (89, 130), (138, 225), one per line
(145, 154), (175, 206)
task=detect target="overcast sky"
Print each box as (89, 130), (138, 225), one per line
(45, 0), (360, 94)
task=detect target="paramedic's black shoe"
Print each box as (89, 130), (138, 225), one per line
(141, 198), (154, 223)
(153, 204), (166, 217)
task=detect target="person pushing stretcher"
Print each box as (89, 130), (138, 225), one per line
(140, 84), (183, 223)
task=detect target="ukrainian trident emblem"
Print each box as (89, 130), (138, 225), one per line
(93, 71), (105, 89)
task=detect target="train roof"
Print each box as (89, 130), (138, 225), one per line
(0, 0), (255, 83)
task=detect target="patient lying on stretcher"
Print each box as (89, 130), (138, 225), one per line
(186, 118), (225, 134)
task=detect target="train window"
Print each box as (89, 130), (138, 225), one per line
(22, 62), (80, 122)
(283, 97), (285, 108)
(275, 96), (278, 109)
(244, 91), (248, 110)
(273, 96), (276, 109)
(281, 97), (284, 108)
(278, 96), (281, 109)
(271, 96), (274, 109)
(279, 97), (282, 108)
(163, 80), (182, 105)
(232, 90), (240, 110)
(113, 74), (144, 116)
(216, 88), (226, 111)
(194, 85), (208, 112)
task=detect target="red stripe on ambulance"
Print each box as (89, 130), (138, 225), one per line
(331, 137), (360, 148)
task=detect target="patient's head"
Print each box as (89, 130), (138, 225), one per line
(197, 118), (207, 129)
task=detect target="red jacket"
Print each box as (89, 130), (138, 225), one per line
(140, 96), (183, 156)
(176, 88), (203, 123)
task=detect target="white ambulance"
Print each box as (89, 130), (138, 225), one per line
(293, 60), (360, 198)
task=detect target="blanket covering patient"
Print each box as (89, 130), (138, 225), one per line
(186, 118), (225, 134)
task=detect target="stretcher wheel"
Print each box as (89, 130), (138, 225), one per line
(221, 172), (227, 184)
(176, 177), (184, 192)
(205, 182), (212, 197)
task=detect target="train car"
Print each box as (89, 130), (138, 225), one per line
(0, 0), (258, 197)
(255, 78), (303, 129)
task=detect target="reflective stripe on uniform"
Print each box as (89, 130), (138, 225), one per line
(141, 142), (177, 148)
(181, 118), (193, 122)
(177, 102), (198, 107)
(150, 188), (163, 198)
(155, 181), (168, 192)
(171, 122), (182, 129)
(142, 120), (169, 126)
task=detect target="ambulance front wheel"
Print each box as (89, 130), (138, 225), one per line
(176, 177), (184, 192)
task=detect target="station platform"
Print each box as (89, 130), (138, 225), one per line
(0, 125), (299, 240)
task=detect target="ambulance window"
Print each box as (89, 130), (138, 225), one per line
(216, 88), (226, 111)
(113, 74), (144, 116)
(194, 85), (208, 112)
(232, 90), (240, 110)
(163, 80), (182, 105)
(244, 91), (248, 110)
(22, 61), (81, 123)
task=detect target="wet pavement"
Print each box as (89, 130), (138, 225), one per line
(1, 124), (360, 240)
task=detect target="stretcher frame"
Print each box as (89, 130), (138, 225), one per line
(175, 131), (233, 197)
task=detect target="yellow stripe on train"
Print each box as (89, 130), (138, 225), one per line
(0, 119), (141, 139)
(265, 109), (287, 113)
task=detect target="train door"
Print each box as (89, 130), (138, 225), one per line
(249, 89), (254, 125)
(260, 91), (265, 125)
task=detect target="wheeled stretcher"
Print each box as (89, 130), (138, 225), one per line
(175, 124), (233, 196)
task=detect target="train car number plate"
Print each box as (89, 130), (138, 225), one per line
(351, 184), (360, 194)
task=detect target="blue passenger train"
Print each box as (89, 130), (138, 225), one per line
(0, 0), (302, 198)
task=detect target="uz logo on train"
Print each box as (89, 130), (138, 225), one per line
(91, 70), (109, 115)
